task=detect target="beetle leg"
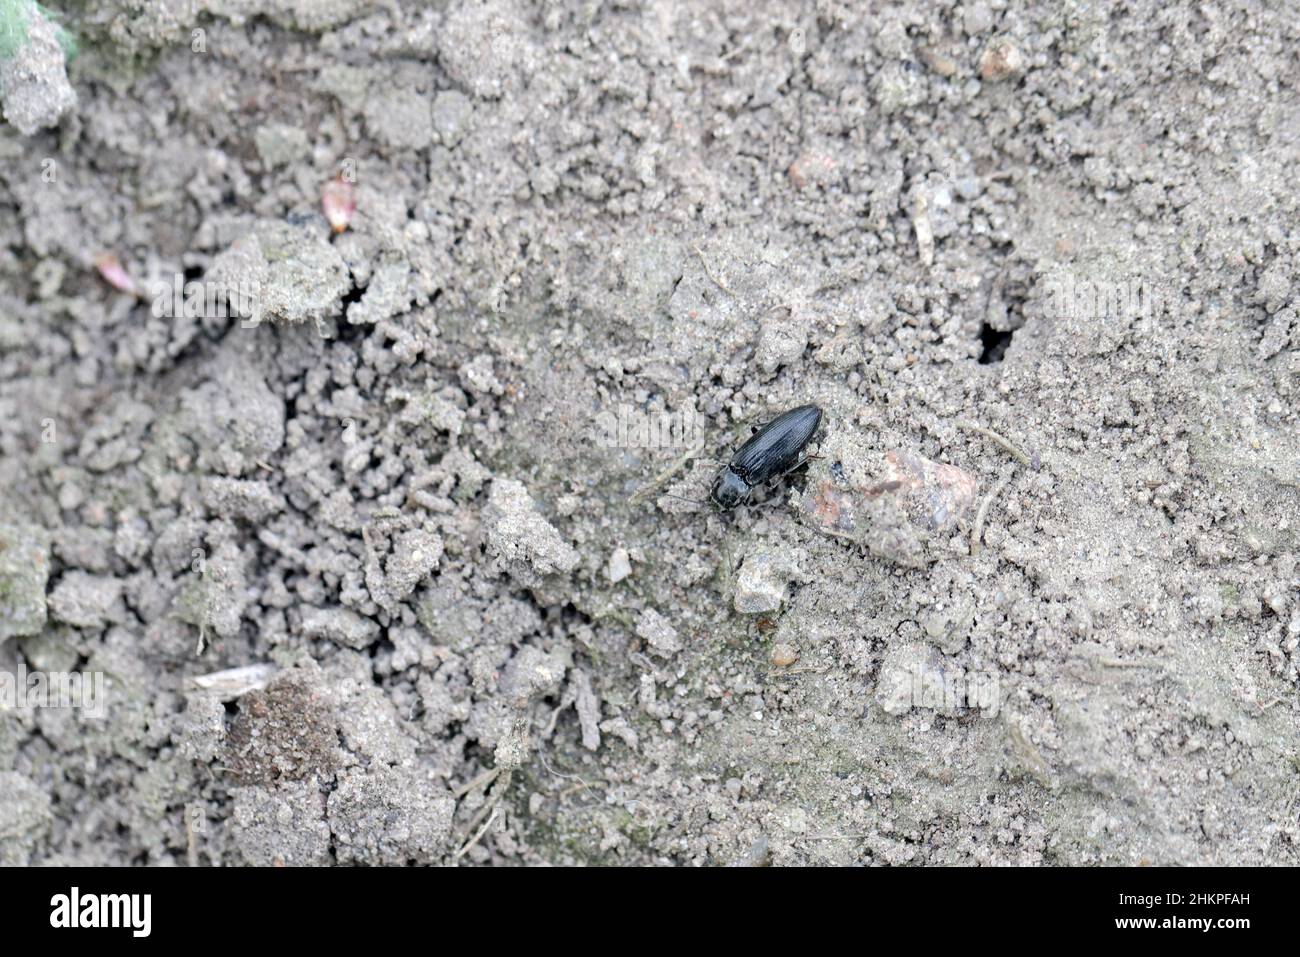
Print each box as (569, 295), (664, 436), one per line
(771, 453), (815, 484)
(717, 532), (736, 592)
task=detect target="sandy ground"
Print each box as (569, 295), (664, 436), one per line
(0, 0), (1297, 866)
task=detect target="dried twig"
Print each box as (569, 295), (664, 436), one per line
(693, 244), (733, 295)
(957, 419), (1037, 468)
(454, 807), (499, 861)
(971, 467), (1015, 556)
(459, 771), (510, 845)
(911, 192), (934, 267)
(629, 444), (705, 505)
(452, 767), (500, 799)
(538, 749), (603, 805)
(797, 833), (870, 841)
(764, 666), (831, 677)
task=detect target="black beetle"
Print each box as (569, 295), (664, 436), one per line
(710, 404), (823, 509)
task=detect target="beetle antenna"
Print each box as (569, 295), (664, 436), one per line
(656, 491), (710, 506)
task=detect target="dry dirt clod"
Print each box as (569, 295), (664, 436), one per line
(801, 443), (977, 566)
(734, 550), (803, 614)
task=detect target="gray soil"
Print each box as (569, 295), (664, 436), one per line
(1, 0), (1297, 866)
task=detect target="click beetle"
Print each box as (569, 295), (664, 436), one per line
(710, 404), (823, 509)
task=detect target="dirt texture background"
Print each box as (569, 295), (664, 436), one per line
(1, 0), (1298, 866)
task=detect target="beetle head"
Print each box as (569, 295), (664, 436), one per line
(710, 468), (750, 510)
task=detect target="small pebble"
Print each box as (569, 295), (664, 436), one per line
(93, 252), (140, 297)
(608, 547), (632, 584)
(321, 178), (356, 233)
(770, 643), (799, 668)
(980, 38), (1025, 81)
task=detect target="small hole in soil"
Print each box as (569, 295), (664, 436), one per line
(978, 323), (1014, 364)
